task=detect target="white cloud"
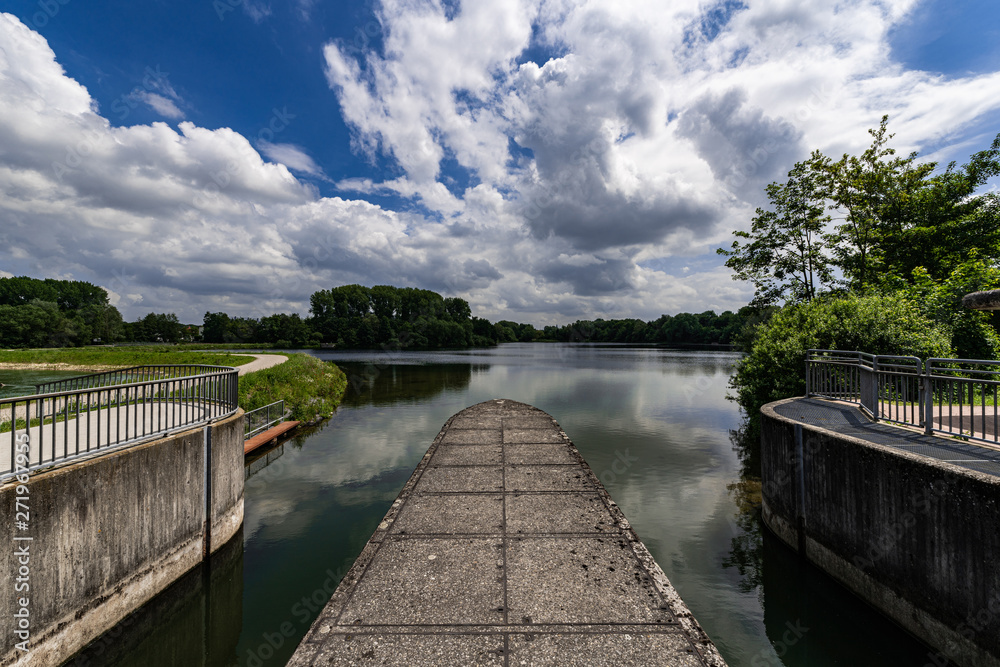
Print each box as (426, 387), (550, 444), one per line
(1, 4), (1000, 325)
(243, 1), (272, 23)
(136, 91), (184, 119)
(318, 0), (1000, 311)
(258, 141), (327, 178)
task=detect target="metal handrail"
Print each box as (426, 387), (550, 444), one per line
(244, 400), (287, 440)
(806, 350), (1000, 447)
(3, 366), (238, 481)
(35, 364), (236, 394)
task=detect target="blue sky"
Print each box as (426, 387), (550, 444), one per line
(1, 0), (999, 324)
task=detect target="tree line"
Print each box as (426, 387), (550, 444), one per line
(0, 278), (753, 350)
(0, 277), (123, 347)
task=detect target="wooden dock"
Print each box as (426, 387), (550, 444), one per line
(287, 399), (726, 666)
(244, 420), (300, 455)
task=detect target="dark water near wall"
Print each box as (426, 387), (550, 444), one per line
(67, 344), (934, 666)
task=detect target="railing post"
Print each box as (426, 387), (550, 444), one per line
(923, 361), (933, 435)
(871, 356), (879, 421)
(805, 352), (811, 398)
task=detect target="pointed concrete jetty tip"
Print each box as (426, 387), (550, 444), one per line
(287, 399), (726, 666)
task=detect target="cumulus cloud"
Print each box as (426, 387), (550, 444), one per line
(1, 3), (1000, 325)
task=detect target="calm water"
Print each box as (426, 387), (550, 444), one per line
(0, 369), (85, 398)
(69, 344), (933, 666)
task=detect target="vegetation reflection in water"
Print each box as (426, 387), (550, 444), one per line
(68, 344), (933, 667)
(0, 369), (87, 398)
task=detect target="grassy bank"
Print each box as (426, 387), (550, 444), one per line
(0, 347), (256, 370)
(238, 353), (347, 422)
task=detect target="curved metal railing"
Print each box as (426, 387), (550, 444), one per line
(2, 365), (238, 481)
(806, 350), (1000, 447)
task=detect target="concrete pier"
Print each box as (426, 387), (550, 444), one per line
(288, 399), (726, 666)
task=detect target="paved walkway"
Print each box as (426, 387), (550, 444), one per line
(288, 399), (726, 667)
(1, 400), (213, 477)
(773, 398), (1000, 478)
(236, 353), (288, 375)
(0, 358), (284, 478)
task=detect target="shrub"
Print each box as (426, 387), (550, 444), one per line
(731, 293), (952, 424)
(238, 353), (347, 422)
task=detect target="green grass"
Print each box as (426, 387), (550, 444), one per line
(238, 353), (347, 422)
(0, 347), (255, 369)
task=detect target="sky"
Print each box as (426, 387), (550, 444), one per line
(1, 0), (999, 325)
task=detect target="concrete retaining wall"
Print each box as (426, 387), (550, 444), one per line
(0, 410), (244, 667)
(761, 398), (1000, 667)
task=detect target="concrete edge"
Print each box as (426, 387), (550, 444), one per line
(761, 397), (1000, 487)
(291, 399), (727, 666)
(760, 398), (999, 667)
(211, 497), (244, 554)
(8, 537), (205, 667)
(1, 411), (245, 667)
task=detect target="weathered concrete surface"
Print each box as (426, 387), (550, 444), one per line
(0, 410), (244, 667)
(63, 526), (244, 667)
(288, 399), (726, 667)
(761, 397), (1000, 667)
(963, 289), (1000, 311)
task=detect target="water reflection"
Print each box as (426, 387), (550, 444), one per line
(722, 478), (764, 597)
(340, 362), (479, 407)
(760, 530), (931, 666)
(245, 443), (285, 480)
(0, 369), (83, 398)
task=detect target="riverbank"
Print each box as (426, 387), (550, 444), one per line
(238, 353), (347, 424)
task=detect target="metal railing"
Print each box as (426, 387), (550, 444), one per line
(807, 350), (1000, 446)
(2, 365), (238, 481)
(35, 364), (234, 394)
(244, 400), (287, 440)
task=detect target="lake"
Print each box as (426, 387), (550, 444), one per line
(68, 343), (932, 666)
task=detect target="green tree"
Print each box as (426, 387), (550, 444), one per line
(202, 312), (232, 343)
(308, 285), (480, 349)
(875, 134), (1000, 280)
(879, 256), (1000, 360)
(731, 293), (952, 429)
(719, 160), (833, 306)
(257, 313), (312, 347)
(136, 312), (182, 343)
(0, 302), (67, 347)
(813, 116), (940, 289)
(78, 303), (124, 343)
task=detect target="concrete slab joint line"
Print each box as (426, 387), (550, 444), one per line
(287, 399), (727, 666)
